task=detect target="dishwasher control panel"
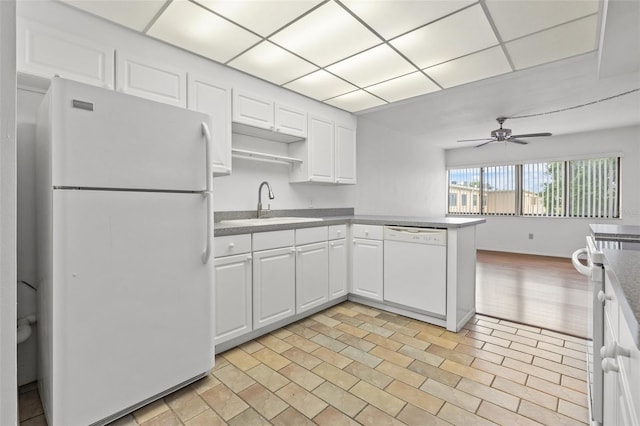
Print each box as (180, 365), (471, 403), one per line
(383, 226), (447, 245)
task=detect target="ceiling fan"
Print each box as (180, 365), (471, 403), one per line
(457, 117), (552, 147)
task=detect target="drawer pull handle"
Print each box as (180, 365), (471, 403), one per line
(597, 291), (611, 303)
(228, 242), (235, 249)
(600, 342), (630, 359)
(602, 358), (619, 373)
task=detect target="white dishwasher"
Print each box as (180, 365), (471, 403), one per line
(383, 226), (447, 316)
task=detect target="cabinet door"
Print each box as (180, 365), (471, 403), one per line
(17, 17), (114, 89)
(296, 242), (329, 314)
(115, 51), (186, 107)
(335, 123), (356, 184)
(308, 115), (335, 182)
(329, 239), (348, 300)
(275, 103), (306, 138)
(188, 73), (232, 175)
(214, 254), (252, 345)
(233, 90), (274, 130)
(351, 238), (383, 301)
(603, 312), (618, 426)
(253, 247), (295, 329)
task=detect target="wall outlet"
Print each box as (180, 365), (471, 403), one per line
(528, 233), (534, 240)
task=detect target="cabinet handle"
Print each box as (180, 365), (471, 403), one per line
(228, 242), (235, 249)
(291, 248), (296, 254)
(365, 230), (369, 236)
(600, 342), (630, 359)
(597, 290), (611, 303)
(602, 358), (619, 373)
(337, 230), (342, 236)
(246, 256), (252, 262)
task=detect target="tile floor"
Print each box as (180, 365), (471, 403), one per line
(19, 301), (589, 425)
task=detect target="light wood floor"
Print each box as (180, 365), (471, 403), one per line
(476, 250), (589, 339)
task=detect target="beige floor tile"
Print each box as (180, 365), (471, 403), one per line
(416, 331), (458, 350)
(518, 400), (585, 426)
(562, 355), (587, 371)
(477, 319), (518, 334)
(540, 329), (588, 345)
(200, 383), (249, 421)
(164, 387), (209, 422)
(476, 401), (541, 426)
(399, 344), (444, 367)
(491, 376), (558, 410)
(212, 363), (256, 393)
(312, 346), (353, 369)
(564, 340), (588, 352)
(270, 328), (293, 339)
(309, 321), (346, 339)
(397, 403), (450, 426)
(343, 361), (394, 389)
(498, 319), (542, 334)
(312, 381), (367, 417)
(211, 355), (229, 371)
(282, 347), (323, 370)
(359, 322), (394, 338)
(286, 322), (319, 339)
(532, 356), (586, 380)
(502, 357), (562, 384)
(184, 409), (226, 426)
(333, 313), (365, 327)
(463, 323), (494, 335)
(558, 399), (589, 422)
(483, 342), (534, 363)
(426, 344), (474, 366)
(275, 382), (328, 419)
(474, 314), (500, 323)
(456, 377), (519, 412)
(471, 358), (528, 385)
(340, 345), (383, 368)
(455, 343), (504, 364)
(439, 359), (494, 386)
(369, 345), (413, 367)
(510, 341), (563, 362)
(526, 376), (588, 407)
(227, 408), (270, 426)
(311, 333), (348, 352)
(385, 379), (444, 414)
(382, 321), (420, 337)
(312, 362), (360, 390)
(336, 322), (369, 338)
(408, 359), (461, 387)
(535, 341), (586, 360)
(239, 340), (264, 354)
(437, 402), (497, 426)
(221, 347), (260, 371)
(257, 333), (293, 353)
(348, 304), (383, 317)
(139, 409), (181, 426)
(420, 378), (481, 413)
(440, 330), (484, 348)
(337, 332), (376, 352)
(350, 381), (406, 416)
(491, 329), (539, 347)
(237, 383), (288, 420)
(355, 405), (406, 426)
(311, 313), (341, 328)
(375, 360), (426, 388)
(245, 363), (290, 392)
(389, 332), (430, 350)
(108, 414), (137, 426)
(376, 311), (411, 326)
(406, 319), (445, 336)
(133, 399), (170, 424)
(356, 313), (389, 328)
(466, 330), (512, 347)
(327, 305), (360, 318)
(285, 333), (321, 352)
(18, 389), (43, 422)
(516, 328), (564, 346)
(364, 332), (403, 351)
(251, 347), (291, 371)
(561, 375), (588, 394)
(313, 406), (362, 426)
(279, 362), (325, 391)
(271, 407), (315, 426)
(190, 374), (221, 395)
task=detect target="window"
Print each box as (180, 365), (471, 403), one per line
(461, 194), (467, 206)
(447, 156), (621, 218)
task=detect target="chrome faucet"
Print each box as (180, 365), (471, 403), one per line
(257, 181), (275, 218)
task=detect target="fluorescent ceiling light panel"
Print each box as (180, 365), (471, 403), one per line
(486, 0), (599, 42)
(326, 44), (416, 88)
(269, 1), (381, 67)
(228, 41), (318, 85)
(391, 5), (498, 69)
(194, 0), (323, 36)
(59, 0), (167, 32)
(341, 0), (475, 39)
(325, 90), (386, 112)
(284, 70), (358, 100)
(148, 0), (261, 63)
(506, 15), (598, 70)
(425, 46), (511, 88)
(366, 72), (440, 103)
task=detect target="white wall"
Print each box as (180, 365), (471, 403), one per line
(355, 117), (446, 216)
(0, 0), (17, 423)
(446, 125), (640, 257)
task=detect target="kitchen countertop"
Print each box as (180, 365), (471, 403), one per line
(602, 247), (640, 348)
(590, 224), (640, 241)
(214, 213), (485, 236)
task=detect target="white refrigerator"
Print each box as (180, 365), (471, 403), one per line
(36, 77), (215, 426)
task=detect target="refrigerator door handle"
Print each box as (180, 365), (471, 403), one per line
(202, 122), (213, 264)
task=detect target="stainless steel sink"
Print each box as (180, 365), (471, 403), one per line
(219, 217), (323, 227)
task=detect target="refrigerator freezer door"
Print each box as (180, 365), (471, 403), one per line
(48, 189), (213, 425)
(48, 77), (212, 191)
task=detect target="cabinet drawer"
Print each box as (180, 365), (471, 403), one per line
(296, 226), (328, 245)
(253, 230), (295, 251)
(329, 224), (347, 240)
(352, 224), (383, 240)
(214, 234), (251, 257)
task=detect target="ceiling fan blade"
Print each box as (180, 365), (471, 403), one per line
(475, 140), (494, 148)
(457, 138), (495, 142)
(510, 132), (552, 138)
(508, 139), (529, 145)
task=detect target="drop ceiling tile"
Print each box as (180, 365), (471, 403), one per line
(269, 1), (381, 67)
(147, 0), (261, 64)
(485, 0), (599, 42)
(324, 90), (386, 112)
(506, 15), (598, 70)
(341, 0), (475, 39)
(366, 72), (440, 103)
(228, 41), (318, 85)
(59, 0), (167, 32)
(284, 70), (358, 101)
(326, 44), (416, 88)
(425, 46), (511, 88)
(391, 4), (498, 69)
(194, 0), (323, 37)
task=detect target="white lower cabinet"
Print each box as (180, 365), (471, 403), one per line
(351, 225), (383, 301)
(329, 225), (348, 300)
(296, 242), (329, 313)
(253, 246), (296, 329)
(213, 253), (252, 345)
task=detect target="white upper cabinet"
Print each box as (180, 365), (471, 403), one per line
(274, 103), (307, 139)
(187, 73), (232, 176)
(17, 17), (114, 89)
(233, 90), (274, 130)
(335, 123), (357, 184)
(115, 51), (186, 107)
